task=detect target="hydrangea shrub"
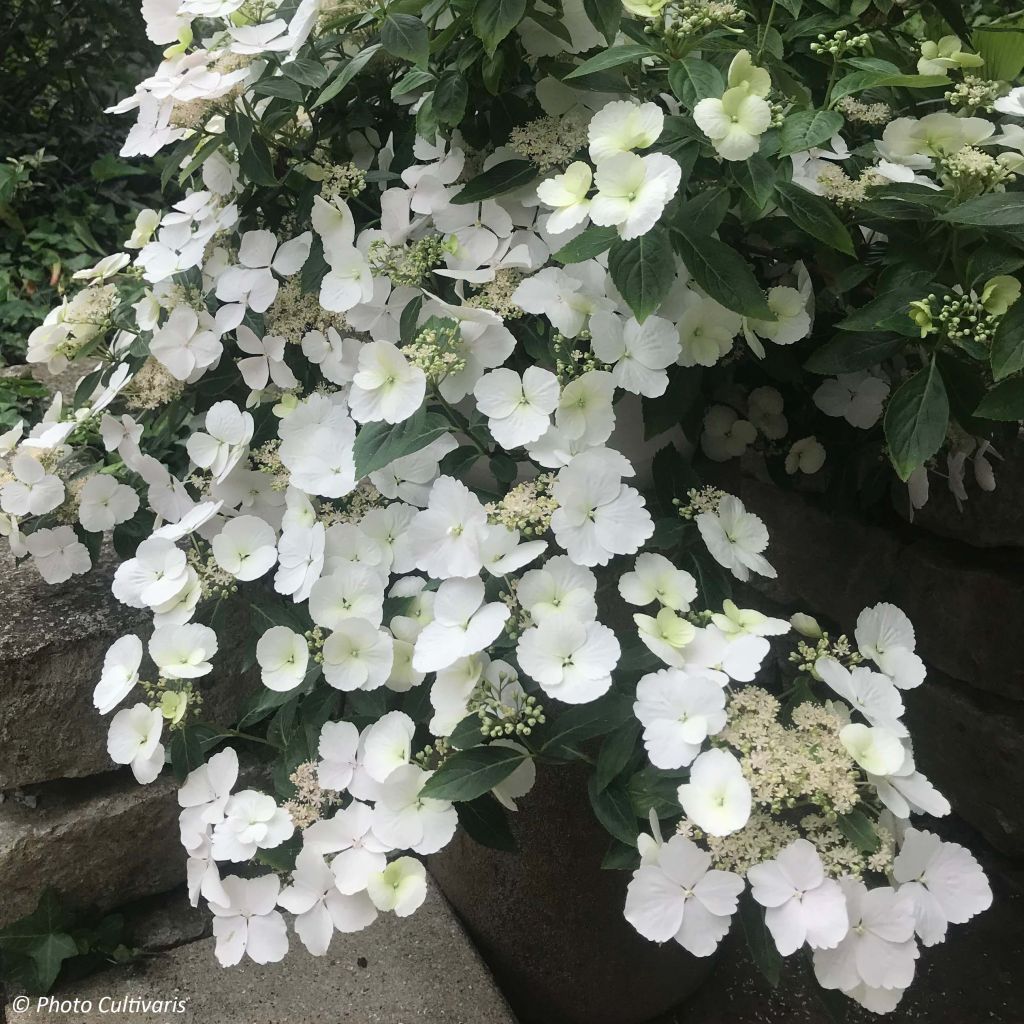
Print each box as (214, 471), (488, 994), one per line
(4, 0), (1017, 1013)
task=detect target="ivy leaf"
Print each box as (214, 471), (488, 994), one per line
(778, 109), (844, 156)
(804, 332), (910, 374)
(583, 0), (621, 45)
(564, 43), (654, 79)
(608, 225), (675, 322)
(452, 159), (535, 204)
(672, 227), (774, 320)
(0, 890), (78, 993)
(941, 192), (1024, 227)
(974, 378), (1024, 421)
(472, 0), (527, 55)
(552, 224), (619, 264)
(991, 299), (1024, 381)
(883, 359), (949, 481)
(420, 744), (527, 801)
(774, 182), (855, 255)
(381, 14), (429, 68)
(353, 408), (451, 477)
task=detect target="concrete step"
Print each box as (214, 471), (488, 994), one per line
(6, 878), (518, 1024)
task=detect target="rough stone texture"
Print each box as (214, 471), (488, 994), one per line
(904, 674), (1024, 857)
(671, 816), (1024, 1024)
(431, 762), (714, 1024)
(891, 434), (1024, 550)
(0, 547), (254, 790)
(6, 878), (517, 1024)
(0, 771), (183, 927)
(0, 549), (146, 788)
(729, 477), (1024, 703)
(123, 887), (211, 952)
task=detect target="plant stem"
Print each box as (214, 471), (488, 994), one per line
(756, 0), (778, 62)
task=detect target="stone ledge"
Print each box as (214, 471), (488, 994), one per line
(6, 878), (517, 1024)
(0, 549), (254, 789)
(0, 771), (183, 927)
(727, 475), (1024, 702)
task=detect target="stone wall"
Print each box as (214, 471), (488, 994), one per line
(0, 549), (253, 927)
(720, 470), (1024, 860)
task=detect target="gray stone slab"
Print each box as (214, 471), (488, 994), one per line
(6, 878), (517, 1024)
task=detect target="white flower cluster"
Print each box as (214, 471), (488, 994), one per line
(0, 0), (997, 1013)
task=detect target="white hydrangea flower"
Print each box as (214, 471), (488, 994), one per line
(748, 839), (850, 955)
(78, 474), (140, 532)
(677, 748), (751, 836)
(589, 313), (679, 398)
(892, 828), (991, 946)
(634, 668), (727, 769)
(588, 100), (664, 161)
(0, 451), (64, 517)
(517, 617), (620, 704)
(695, 495), (776, 581)
(349, 341), (427, 424)
(855, 603), (925, 690)
(256, 625), (309, 691)
(94, 634), (144, 715)
(210, 874), (289, 966)
(211, 515), (277, 581)
(107, 702), (165, 784)
(624, 833), (744, 956)
(212, 790), (295, 861)
(322, 618), (394, 691)
(366, 857), (428, 917)
(474, 367), (560, 448)
(517, 556), (598, 624)
(590, 152), (682, 240)
(536, 161), (592, 233)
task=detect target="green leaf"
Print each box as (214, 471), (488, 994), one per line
(433, 72), (469, 125)
(602, 839), (641, 870)
(449, 714), (487, 750)
(0, 891), (78, 992)
(608, 225), (675, 322)
(237, 135), (277, 186)
(672, 228), (774, 320)
(282, 57), (330, 88)
(642, 364), (702, 438)
(452, 159), (535, 204)
(675, 187), (729, 236)
(830, 70), (948, 103)
(353, 408), (451, 477)
(312, 44), (381, 108)
(883, 359), (950, 481)
(552, 224), (618, 264)
(224, 111), (253, 154)
(991, 300), (1024, 381)
(381, 14), (429, 68)
(688, 546), (732, 609)
(420, 745), (527, 801)
(472, 0), (527, 55)
(588, 774), (639, 846)
(169, 724), (220, 783)
(583, 0), (622, 45)
(457, 794), (516, 850)
(538, 692), (634, 757)
(836, 272), (934, 334)
(778, 109), (844, 156)
(731, 154), (776, 210)
(974, 24), (1024, 82)
(930, 0), (970, 36)
(774, 181), (854, 255)
(668, 57), (723, 106)
(254, 75), (306, 102)
(738, 894), (782, 988)
(941, 192), (1024, 228)
(837, 809), (881, 853)
(564, 43), (654, 80)
(974, 377), (1024, 421)
(856, 183), (951, 221)
(526, 9), (574, 46)
(594, 719), (641, 791)
(89, 153), (149, 182)
(804, 332), (909, 374)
